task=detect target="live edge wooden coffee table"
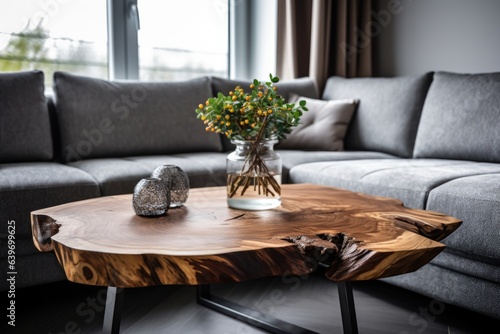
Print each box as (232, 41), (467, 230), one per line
(31, 184), (461, 334)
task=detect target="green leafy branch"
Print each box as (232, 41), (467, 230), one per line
(195, 74), (308, 142)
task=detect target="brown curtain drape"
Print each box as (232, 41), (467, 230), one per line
(276, 0), (373, 91)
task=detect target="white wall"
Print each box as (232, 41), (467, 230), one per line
(375, 0), (500, 76)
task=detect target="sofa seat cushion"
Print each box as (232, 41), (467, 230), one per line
(382, 261), (500, 320)
(288, 159), (500, 209)
(0, 162), (100, 239)
(413, 71), (500, 162)
(69, 158), (154, 196)
(136, 152), (395, 190)
(129, 152), (229, 189)
(322, 73), (433, 158)
(53, 72), (222, 163)
(0, 70), (53, 162)
(426, 174), (500, 265)
(278, 150), (397, 183)
(70, 153), (229, 196)
(430, 250), (499, 284)
(5, 252), (66, 290)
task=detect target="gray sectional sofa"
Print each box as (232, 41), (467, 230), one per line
(1, 69), (498, 320)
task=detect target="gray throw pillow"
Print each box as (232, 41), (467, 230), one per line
(277, 97), (358, 151)
(0, 70), (53, 162)
(53, 72), (222, 162)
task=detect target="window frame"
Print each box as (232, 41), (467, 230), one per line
(107, 0), (139, 80)
(108, 0), (233, 81)
(2, 0), (275, 82)
(107, 0), (276, 81)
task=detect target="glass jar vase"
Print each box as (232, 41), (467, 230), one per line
(226, 138), (282, 210)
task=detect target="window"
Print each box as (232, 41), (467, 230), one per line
(0, 1), (282, 85)
(0, 0), (229, 86)
(0, 0), (108, 88)
(138, 0), (229, 81)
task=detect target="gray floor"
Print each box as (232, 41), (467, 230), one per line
(3, 270), (498, 334)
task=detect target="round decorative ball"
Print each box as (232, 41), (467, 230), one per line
(132, 178), (170, 216)
(151, 165), (190, 208)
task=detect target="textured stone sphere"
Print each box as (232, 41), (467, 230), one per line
(151, 165), (190, 207)
(133, 178), (170, 216)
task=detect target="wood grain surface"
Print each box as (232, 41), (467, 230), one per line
(31, 184), (461, 287)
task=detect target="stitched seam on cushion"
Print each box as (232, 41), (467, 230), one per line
(358, 162), (500, 206)
(427, 190), (500, 205)
(443, 248), (500, 267)
(358, 160), (473, 180)
(360, 166), (409, 179)
(429, 261), (500, 283)
(424, 172), (500, 208)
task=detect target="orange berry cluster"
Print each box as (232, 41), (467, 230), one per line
(195, 74), (307, 141)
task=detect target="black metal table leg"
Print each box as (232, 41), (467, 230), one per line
(337, 282), (358, 334)
(103, 287), (125, 334)
(100, 282), (358, 333)
(197, 285), (319, 334)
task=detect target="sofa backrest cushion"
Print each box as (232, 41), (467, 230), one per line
(53, 72), (222, 162)
(211, 76), (320, 151)
(322, 73), (433, 157)
(276, 97), (358, 151)
(413, 71), (500, 162)
(211, 76), (320, 101)
(0, 70), (53, 162)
